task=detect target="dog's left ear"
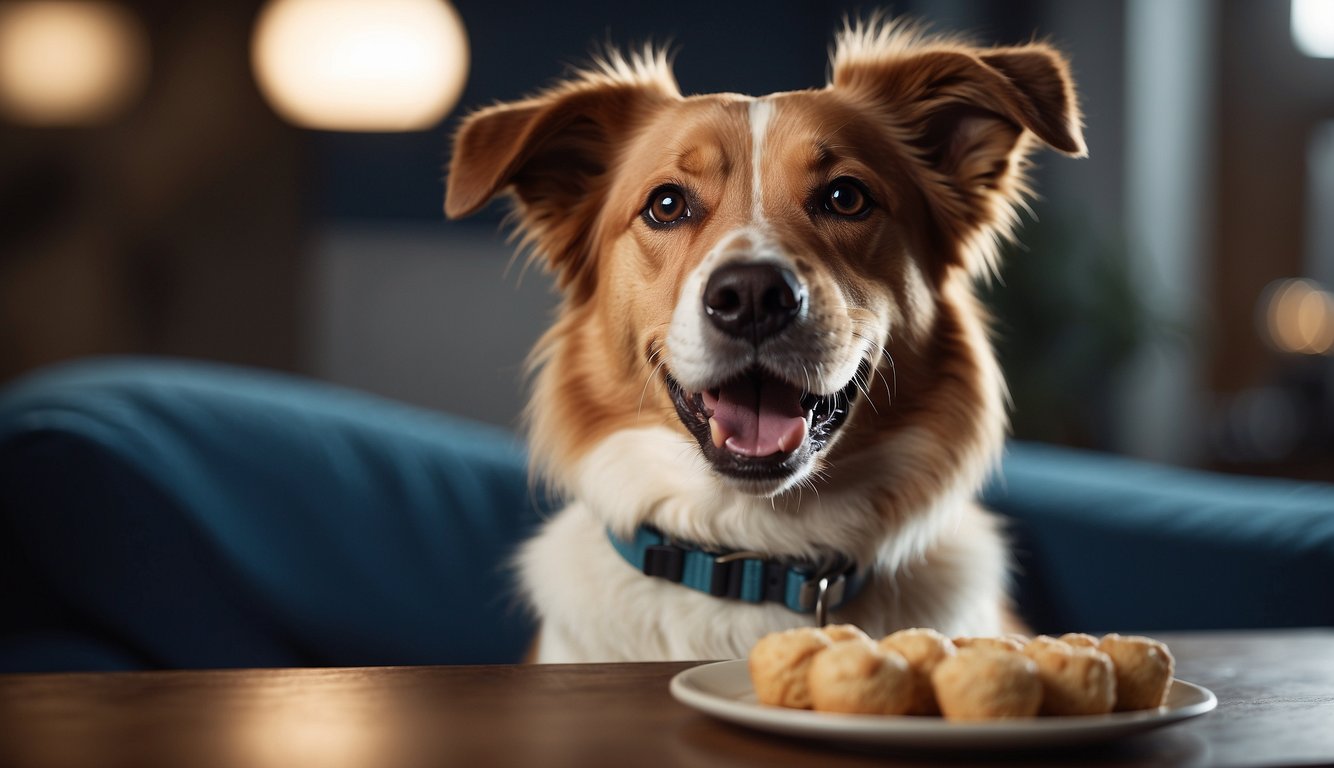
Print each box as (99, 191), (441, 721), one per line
(832, 36), (1085, 274)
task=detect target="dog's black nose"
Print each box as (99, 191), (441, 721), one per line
(703, 262), (805, 343)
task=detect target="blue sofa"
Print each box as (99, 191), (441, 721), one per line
(1, 358), (1331, 673)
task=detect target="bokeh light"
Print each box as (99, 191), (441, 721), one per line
(1262, 278), (1334, 355)
(251, 0), (469, 132)
(0, 1), (148, 126)
(1293, 0), (1334, 58)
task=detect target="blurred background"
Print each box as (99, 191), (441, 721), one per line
(1, 0), (1332, 481)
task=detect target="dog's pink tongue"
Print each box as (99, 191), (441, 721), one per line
(703, 377), (807, 457)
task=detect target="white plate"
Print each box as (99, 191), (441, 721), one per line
(670, 660), (1216, 750)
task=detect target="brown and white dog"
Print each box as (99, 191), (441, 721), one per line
(445, 19), (1084, 662)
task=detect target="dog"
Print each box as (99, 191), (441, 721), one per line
(444, 18), (1085, 662)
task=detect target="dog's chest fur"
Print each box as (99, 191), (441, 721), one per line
(517, 426), (1008, 662)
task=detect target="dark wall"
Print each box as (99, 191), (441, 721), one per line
(0, 1), (306, 382)
(1213, 0), (1334, 393)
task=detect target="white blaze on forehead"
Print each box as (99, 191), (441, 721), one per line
(748, 98), (774, 224)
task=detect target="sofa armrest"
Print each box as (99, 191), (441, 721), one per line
(985, 442), (1334, 633)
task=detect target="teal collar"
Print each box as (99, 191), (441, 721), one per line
(607, 525), (865, 624)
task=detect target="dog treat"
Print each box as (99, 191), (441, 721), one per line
(953, 635), (1025, 653)
(931, 648), (1043, 721)
(1024, 641), (1117, 716)
(1099, 634), (1175, 711)
(748, 627), (833, 708)
(821, 624), (872, 645)
(1059, 632), (1100, 649)
(808, 641), (916, 715)
(878, 628), (957, 715)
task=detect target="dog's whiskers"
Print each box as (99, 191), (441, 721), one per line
(883, 351), (897, 402)
(848, 321), (898, 404)
(637, 358), (668, 419)
(635, 331), (673, 420)
(846, 329), (882, 415)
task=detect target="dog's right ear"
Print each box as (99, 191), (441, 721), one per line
(446, 54), (679, 298)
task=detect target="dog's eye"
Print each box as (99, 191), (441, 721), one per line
(823, 178), (872, 217)
(644, 185), (691, 226)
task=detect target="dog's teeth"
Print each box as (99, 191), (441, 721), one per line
(709, 417), (727, 449)
(776, 418), (807, 454)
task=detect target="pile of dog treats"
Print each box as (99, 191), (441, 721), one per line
(748, 625), (1174, 720)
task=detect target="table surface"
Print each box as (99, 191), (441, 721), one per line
(1, 629), (1331, 768)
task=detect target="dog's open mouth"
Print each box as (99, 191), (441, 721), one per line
(666, 362), (865, 481)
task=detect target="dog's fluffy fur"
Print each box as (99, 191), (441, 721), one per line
(445, 19), (1085, 662)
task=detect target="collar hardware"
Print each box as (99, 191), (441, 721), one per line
(643, 543), (685, 582)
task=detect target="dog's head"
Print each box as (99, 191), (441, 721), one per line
(446, 21), (1083, 502)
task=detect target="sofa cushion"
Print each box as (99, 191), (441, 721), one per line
(0, 357), (543, 671)
(987, 442), (1334, 632)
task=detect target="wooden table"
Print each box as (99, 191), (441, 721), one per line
(1, 629), (1331, 767)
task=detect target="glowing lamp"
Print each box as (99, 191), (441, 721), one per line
(1293, 0), (1334, 58)
(0, 1), (147, 126)
(251, 0), (469, 132)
